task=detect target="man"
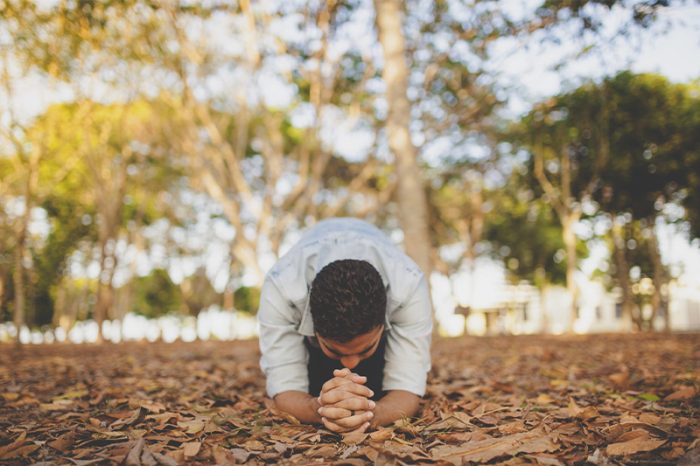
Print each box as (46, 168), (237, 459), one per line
(258, 218), (432, 434)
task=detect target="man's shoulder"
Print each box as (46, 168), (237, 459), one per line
(265, 218), (424, 305)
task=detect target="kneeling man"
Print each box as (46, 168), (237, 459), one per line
(258, 218), (432, 434)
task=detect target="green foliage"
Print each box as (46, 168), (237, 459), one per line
(180, 267), (220, 317)
(233, 286), (261, 316)
(132, 269), (182, 319)
(591, 72), (700, 222)
(29, 196), (95, 327)
(483, 175), (588, 288)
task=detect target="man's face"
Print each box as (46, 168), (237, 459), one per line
(316, 325), (384, 370)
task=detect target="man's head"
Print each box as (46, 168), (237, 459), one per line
(310, 259), (386, 368)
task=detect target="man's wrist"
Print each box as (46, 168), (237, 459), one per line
(309, 395), (322, 421)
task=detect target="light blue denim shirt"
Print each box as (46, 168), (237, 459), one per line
(258, 218), (433, 398)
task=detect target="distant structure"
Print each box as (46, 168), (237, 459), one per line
(453, 281), (700, 335)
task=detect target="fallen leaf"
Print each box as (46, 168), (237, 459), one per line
(425, 414), (472, 431)
(139, 401), (166, 413)
(609, 371), (629, 387)
(0, 431), (27, 459)
(432, 427), (558, 464)
(498, 420), (527, 434)
(182, 441), (201, 458)
(342, 430), (368, 445)
(124, 438), (144, 466)
(607, 435), (666, 456)
(229, 448), (251, 463)
(665, 386), (696, 401)
(369, 428), (394, 441)
(526, 454), (565, 466)
(243, 439), (265, 451)
(48, 432), (77, 452)
(308, 444), (337, 457)
(177, 419), (205, 435)
(638, 413), (661, 425)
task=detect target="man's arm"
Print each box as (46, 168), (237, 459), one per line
(371, 390), (421, 428)
(274, 391), (322, 424)
(382, 275), (432, 398)
(258, 278), (310, 401)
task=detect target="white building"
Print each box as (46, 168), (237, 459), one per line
(451, 280), (700, 336)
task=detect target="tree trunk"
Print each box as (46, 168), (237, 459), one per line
(647, 224), (670, 332)
(12, 156), (38, 345)
(93, 238), (109, 343)
(374, 0), (432, 278)
(94, 235), (119, 343)
(538, 282), (550, 334)
(12, 232), (26, 345)
(562, 214), (578, 333)
(612, 221), (638, 330)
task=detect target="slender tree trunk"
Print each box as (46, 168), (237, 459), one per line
(12, 157), (38, 345)
(12, 231), (26, 345)
(374, 0), (432, 278)
(612, 221), (638, 330)
(94, 238), (109, 343)
(562, 214), (578, 332)
(536, 269), (550, 333)
(647, 225), (670, 332)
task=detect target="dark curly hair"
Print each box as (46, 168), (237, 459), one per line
(310, 259), (386, 342)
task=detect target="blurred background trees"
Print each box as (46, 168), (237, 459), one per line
(1, 0), (699, 342)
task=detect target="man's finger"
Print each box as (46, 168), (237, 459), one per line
(322, 417), (353, 433)
(329, 410), (374, 430)
(321, 372), (367, 393)
(345, 421), (370, 436)
(333, 368), (367, 384)
(321, 376), (362, 394)
(325, 397), (375, 412)
(333, 368), (352, 377)
(320, 385), (374, 405)
(317, 406), (352, 420)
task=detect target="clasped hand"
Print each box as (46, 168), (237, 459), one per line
(317, 368), (375, 433)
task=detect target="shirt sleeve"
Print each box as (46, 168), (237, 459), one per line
(257, 277), (309, 398)
(383, 275), (433, 397)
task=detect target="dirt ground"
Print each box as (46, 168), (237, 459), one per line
(1, 333), (698, 465)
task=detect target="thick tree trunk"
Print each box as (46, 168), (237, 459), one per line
(647, 225), (670, 332)
(374, 0), (432, 278)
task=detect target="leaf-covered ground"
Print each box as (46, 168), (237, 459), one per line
(1, 333), (698, 465)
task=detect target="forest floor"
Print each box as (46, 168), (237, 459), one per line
(0, 333), (698, 465)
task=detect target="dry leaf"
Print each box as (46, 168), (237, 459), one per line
(47, 432), (76, 452)
(0, 432), (27, 459)
(308, 444), (337, 457)
(177, 419), (205, 435)
(124, 438), (144, 466)
(609, 371), (629, 387)
(607, 437), (666, 456)
(432, 427), (558, 464)
(342, 430), (368, 445)
(182, 441), (202, 458)
(665, 386), (696, 401)
(498, 420), (528, 434)
(369, 428), (394, 442)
